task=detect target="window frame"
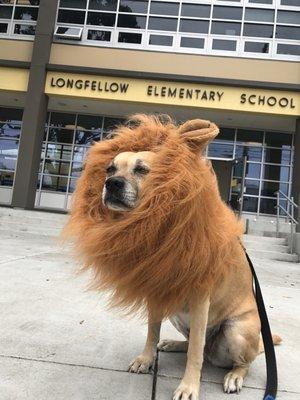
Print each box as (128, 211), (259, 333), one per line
(0, 0), (39, 40)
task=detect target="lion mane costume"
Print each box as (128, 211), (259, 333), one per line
(63, 114), (244, 319)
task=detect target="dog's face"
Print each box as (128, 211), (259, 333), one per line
(102, 151), (155, 212)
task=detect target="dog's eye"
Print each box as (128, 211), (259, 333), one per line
(133, 165), (149, 175)
(106, 165), (116, 174)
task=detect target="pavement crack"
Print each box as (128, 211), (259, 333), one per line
(156, 372), (300, 394)
(151, 350), (159, 400)
(0, 354), (134, 375)
(0, 250), (61, 265)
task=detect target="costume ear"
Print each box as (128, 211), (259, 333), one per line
(178, 119), (219, 152)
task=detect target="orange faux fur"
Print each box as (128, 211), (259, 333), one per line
(63, 114), (244, 319)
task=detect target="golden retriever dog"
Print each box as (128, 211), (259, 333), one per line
(63, 115), (281, 400)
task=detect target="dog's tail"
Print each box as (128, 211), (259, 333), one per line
(259, 334), (282, 354)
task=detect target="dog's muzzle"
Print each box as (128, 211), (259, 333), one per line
(102, 177), (137, 211)
(105, 176), (126, 194)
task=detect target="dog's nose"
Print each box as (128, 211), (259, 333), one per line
(105, 177), (125, 192)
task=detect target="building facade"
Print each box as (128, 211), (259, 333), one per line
(0, 0), (299, 219)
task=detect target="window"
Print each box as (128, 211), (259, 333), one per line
(245, 8), (274, 23)
(150, 2), (179, 16)
(119, 1), (148, 14)
(277, 11), (300, 24)
(261, 181), (288, 197)
(180, 37), (205, 49)
(14, 23), (35, 35)
(117, 14), (146, 29)
(208, 142), (234, 158)
(211, 22), (241, 36)
(219, 128), (235, 141)
(118, 31), (142, 43)
(243, 197), (259, 213)
(181, 4), (210, 18)
(281, 0), (300, 5)
(245, 180), (260, 196)
(0, 107), (23, 200)
(51, 0), (300, 61)
(87, 29), (111, 41)
(49, 112), (76, 128)
(0, 6), (13, 19)
(0, 23), (8, 33)
(77, 114), (103, 131)
(263, 164), (290, 182)
(148, 16), (177, 31)
(149, 34), (173, 46)
(244, 42), (270, 54)
(38, 113), (295, 215)
(244, 24), (273, 38)
(213, 6), (243, 20)
(55, 26), (83, 40)
(180, 19), (209, 34)
(0, 0), (39, 39)
(277, 43), (300, 56)
(249, 0), (273, 3)
(213, 39), (236, 51)
(276, 26), (300, 41)
(89, 0), (118, 11)
(236, 146), (263, 162)
(237, 129), (264, 144)
(37, 112), (126, 209)
(14, 6), (39, 20)
(227, 128), (294, 215)
(87, 12), (116, 26)
(57, 9), (85, 24)
(60, 0), (87, 8)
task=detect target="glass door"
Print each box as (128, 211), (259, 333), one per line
(230, 155), (248, 216)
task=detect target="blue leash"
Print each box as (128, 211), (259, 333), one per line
(244, 250), (278, 400)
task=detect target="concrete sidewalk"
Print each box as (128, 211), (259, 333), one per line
(0, 228), (299, 400)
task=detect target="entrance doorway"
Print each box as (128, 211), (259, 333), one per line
(211, 159), (233, 204)
(211, 157), (248, 216)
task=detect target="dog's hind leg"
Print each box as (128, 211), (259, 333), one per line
(223, 312), (261, 394)
(158, 340), (188, 352)
(223, 365), (250, 394)
(206, 309), (260, 394)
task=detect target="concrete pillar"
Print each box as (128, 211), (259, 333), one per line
(292, 119), (300, 233)
(11, 0), (59, 209)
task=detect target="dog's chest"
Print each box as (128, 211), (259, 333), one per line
(169, 311), (216, 340)
(169, 311), (190, 339)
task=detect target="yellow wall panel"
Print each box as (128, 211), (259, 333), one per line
(45, 72), (299, 117)
(0, 67), (29, 92)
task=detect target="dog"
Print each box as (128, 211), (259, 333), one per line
(64, 115), (281, 400)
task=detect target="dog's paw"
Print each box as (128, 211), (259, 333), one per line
(157, 340), (188, 353)
(223, 371), (244, 394)
(128, 354), (154, 374)
(173, 382), (199, 400)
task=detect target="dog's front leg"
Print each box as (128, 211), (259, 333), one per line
(128, 308), (161, 374)
(173, 297), (210, 400)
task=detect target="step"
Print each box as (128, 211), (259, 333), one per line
(0, 229), (65, 242)
(243, 234), (287, 245)
(245, 216), (293, 235)
(0, 222), (62, 237)
(0, 207), (68, 222)
(244, 243), (290, 253)
(247, 249), (299, 263)
(0, 215), (66, 229)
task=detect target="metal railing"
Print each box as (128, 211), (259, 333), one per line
(275, 190), (298, 253)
